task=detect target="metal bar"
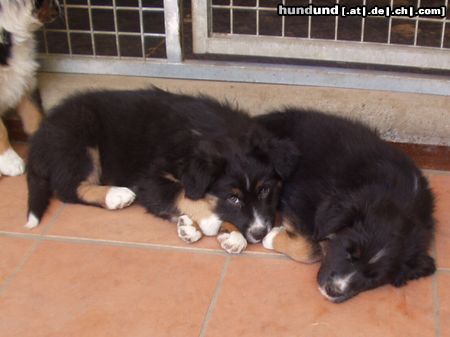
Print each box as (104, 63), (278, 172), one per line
(43, 29), (165, 37)
(281, 0), (285, 37)
(211, 5), (277, 11)
(163, 0), (183, 62)
(441, 0), (449, 48)
(38, 55), (450, 97)
(112, 0), (121, 57)
(230, 0), (234, 35)
(62, 0), (72, 55)
(192, 0), (208, 53)
(138, 0), (145, 58)
(414, 0), (421, 46)
(87, 0), (96, 56)
(308, 0), (312, 39)
(256, 0), (260, 37)
(335, 0), (339, 41)
(42, 26), (49, 54)
(361, 0), (366, 42)
(63, 4), (163, 11)
(197, 34), (450, 70)
(387, 0), (393, 44)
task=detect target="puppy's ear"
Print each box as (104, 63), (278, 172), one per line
(264, 138), (300, 179)
(181, 141), (225, 200)
(249, 129), (300, 179)
(314, 197), (352, 241)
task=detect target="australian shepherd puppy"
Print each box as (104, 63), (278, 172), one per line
(258, 109), (435, 302)
(0, 0), (59, 176)
(25, 88), (299, 254)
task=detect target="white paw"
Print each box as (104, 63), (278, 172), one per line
(262, 226), (284, 250)
(199, 214), (222, 236)
(24, 213), (39, 229)
(177, 215), (202, 243)
(105, 187), (136, 210)
(217, 231), (247, 254)
(0, 148), (25, 176)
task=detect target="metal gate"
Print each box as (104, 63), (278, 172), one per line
(38, 0), (450, 96)
(193, 0), (450, 70)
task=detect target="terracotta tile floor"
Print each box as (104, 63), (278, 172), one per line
(0, 144), (449, 337)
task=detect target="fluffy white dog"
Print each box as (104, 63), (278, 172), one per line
(0, 0), (59, 176)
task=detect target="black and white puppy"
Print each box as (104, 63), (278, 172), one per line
(25, 88), (298, 254)
(258, 109), (435, 303)
(0, 0), (60, 176)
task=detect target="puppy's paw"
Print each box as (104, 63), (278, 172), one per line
(262, 226), (285, 250)
(105, 187), (136, 210)
(0, 148), (25, 176)
(392, 254), (436, 287)
(177, 215), (202, 243)
(217, 231), (247, 254)
(24, 213), (39, 229)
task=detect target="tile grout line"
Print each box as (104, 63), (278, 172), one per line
(0, 230), (291, 260)
(198, 255), (231, 337)
(432, 274), (442, 337)
(41, 203), (67, 236)
(432, 243), (441, 337)
(0, 204), (66, 296)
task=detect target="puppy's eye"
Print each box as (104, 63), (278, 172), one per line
(346, 246), (361, 261)
(259, 186), (271, 199)
(227, 195), (242, 207)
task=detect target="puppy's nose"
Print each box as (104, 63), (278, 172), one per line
(324, 283), (344, 298)
(248, 226), (268, 242)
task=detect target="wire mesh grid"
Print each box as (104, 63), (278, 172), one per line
(38, 0), (167, 59)
(211, 0), (450, 49)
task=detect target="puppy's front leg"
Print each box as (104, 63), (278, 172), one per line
(217, 222), (247, 254)
(263, 223), (322, 263)
(177, 215), (203, 243)
(16, 94), (43, 135)
(175, 192), (223, 236)
(0, 119), (25, 176)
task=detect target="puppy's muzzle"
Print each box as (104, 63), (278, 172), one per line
(246, 225), (269, 243)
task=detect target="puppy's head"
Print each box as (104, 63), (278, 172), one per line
(34, 0), (61, 24)
(181, 127), (299, 243)
(0, 1), (60, 34)
(314, 185), (435, 303)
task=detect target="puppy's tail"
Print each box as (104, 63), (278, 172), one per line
(24, 168), (51, 229)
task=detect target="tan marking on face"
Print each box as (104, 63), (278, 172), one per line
(162, 172), (180, 183)
(231, 188), (243, 198)
(255, 180), (265, 191)
(16, 95), (43, 136)
(175, 191), (218, 224)
(219, 222), (239, 235)
(0, 119), (11, 154)
(76, 182), (110, 207)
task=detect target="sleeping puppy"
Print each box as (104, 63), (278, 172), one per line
(0, 0), (60, 176)
(25, 88), (298, 254)
(258, 109), (435, 302)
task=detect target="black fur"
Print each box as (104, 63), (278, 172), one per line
(0, 29), (12, 66)
(257, 109), (435, 302)
(28, 88), (299, 242)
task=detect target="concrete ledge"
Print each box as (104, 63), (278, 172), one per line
(38, 72), (450, 146)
